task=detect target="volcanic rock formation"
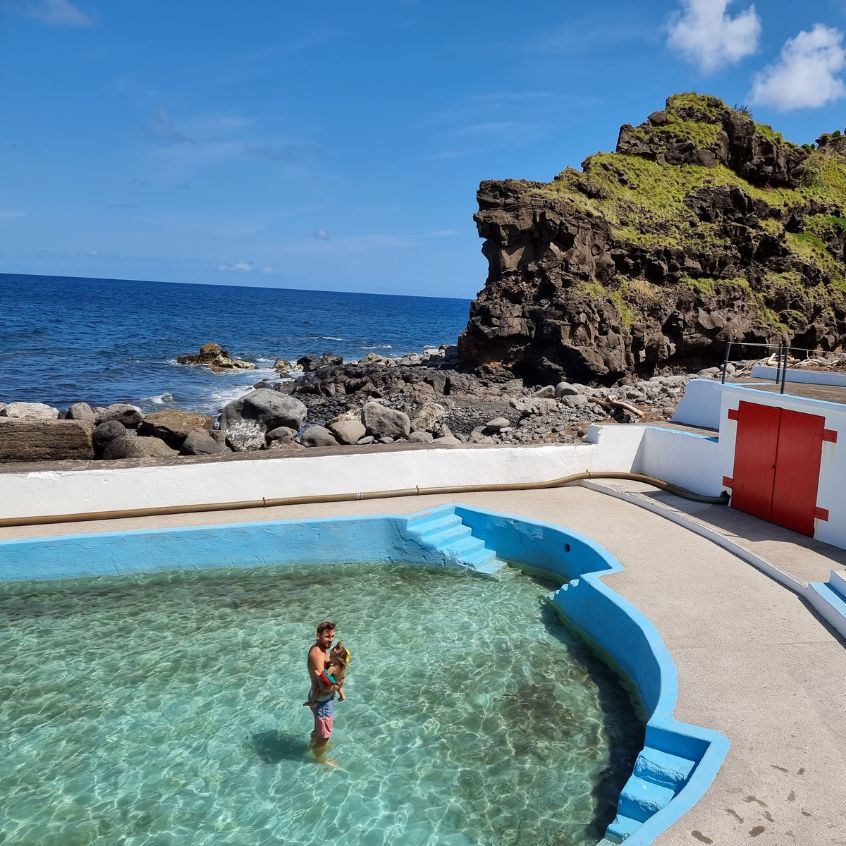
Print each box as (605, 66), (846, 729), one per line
(459, 93), (846, 384)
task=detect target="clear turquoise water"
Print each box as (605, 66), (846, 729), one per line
(0, 563), (644, 846)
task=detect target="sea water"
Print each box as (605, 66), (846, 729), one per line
(0, 562), (643, 846)
(0, 274), (471, 413)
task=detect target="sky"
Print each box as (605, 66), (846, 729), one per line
(2, 0), (846, 299)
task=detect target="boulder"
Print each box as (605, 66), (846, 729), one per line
(410, 401), (446, 433)
(484, 416), (511, 433)
(0, 402), (59, 421)
(266, 426), (298, 444)
(433, 434), (461, 445)
(224, 419), (267, 452)
(102, 436), (178, 460)
(554, 382), (580, 397)
(92, 420), (127, 455)
(180, 429), (227, 456)
(177, 343), (256, 372)
(138, 409), (212, 448)
(300, 425), (339, 447)
(0, 419), (94, 462)
(533, 386), (556, 398)
(297, 353), (344, 373)
(362, 401), (410, 439)
(328, 418), (366, 445)
(97, 403), (143, 428)
(408, 430), (434, 443)
(221, 389), (307, 432)
(66, 402), (96, 421)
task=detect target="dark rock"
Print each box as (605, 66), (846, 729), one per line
(300, 425), (339, 447)
(180, 429), (227, 456)
(102, 436), (178, 460)
(361, 401), (411, 439)
(0, 419), (94, 462)
(408, 430), (434, 443)
(266, 426), (298, 444)
(177, 342), (256, 372)
(97, 403), (143, 428)
(93, 420), (127, 455)
(138, 409), (212, 448)
(297, 353), (344, 373)
(328, 418), (366, 445)
(221, 389), (308, 432)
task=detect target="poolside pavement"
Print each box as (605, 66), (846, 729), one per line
(2, 486), (844, 845)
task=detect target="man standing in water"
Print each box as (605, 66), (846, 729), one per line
(307, 620), (337, 761)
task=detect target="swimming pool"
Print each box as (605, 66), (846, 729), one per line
(1, 562), (643, 846)
(0, 505), (729, 845)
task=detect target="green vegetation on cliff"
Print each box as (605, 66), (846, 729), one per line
(533, 92), (846, 331)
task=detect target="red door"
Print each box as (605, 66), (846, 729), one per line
(731, 402), (780, 523)
(770, 409), (825, 536)
(730, 401), (826, 537)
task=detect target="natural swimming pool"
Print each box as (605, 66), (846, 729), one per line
(1, 561), (645, 846)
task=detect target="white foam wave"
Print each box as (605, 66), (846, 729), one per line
(149, 392), (174, 405)
(320, 336), (345, 341)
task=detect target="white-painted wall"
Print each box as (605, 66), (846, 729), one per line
(0, 434), (648, 522)
(669, 379), (724, 430)
(719, 385), (846, 548)
(751, 366), (846, 387)
(638, 427), (723, 497)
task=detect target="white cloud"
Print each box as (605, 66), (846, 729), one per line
(312, 228), (330, 240)
(667, 0), (761, 73)
(10, 0), (94, 26)
(262, 265), (273, 274)
(218, 260), (252, 273)
(751, 24), (846, 111)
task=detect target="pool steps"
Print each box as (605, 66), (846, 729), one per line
(806, 569), (846, 639)
(405, 506), (502, 575)
(551, 578), (706, 844)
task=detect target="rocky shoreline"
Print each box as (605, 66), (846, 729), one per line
(0, 341), (748, 464)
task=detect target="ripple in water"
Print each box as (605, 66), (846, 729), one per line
(0, 563), (644, 846)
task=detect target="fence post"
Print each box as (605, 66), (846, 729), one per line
(775, 344), (782, 385)
(780, 345), (788, 394)
(721, 340), (731, 384)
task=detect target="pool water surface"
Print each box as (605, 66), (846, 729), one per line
(1, 562), (644, 846)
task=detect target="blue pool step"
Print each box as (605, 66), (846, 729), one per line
(806, 570), (846, 639)
(406, 508), (502, 574)
(605, 744), (698, 842)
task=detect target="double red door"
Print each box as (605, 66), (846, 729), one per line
(729, 401), (827, 536)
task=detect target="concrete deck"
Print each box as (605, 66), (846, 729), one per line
(2, 487), (844, 845)
(730, 378), (846, 406)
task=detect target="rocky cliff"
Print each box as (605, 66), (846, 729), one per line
(459, 93), (846, 384)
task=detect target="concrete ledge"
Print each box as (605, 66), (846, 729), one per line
(752, 365), (846, 387)
(0, 427), (647, 523)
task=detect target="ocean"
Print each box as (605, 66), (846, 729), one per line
(0, 274), (471, 414)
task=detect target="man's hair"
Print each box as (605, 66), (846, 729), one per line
(316, 620), (336, 635)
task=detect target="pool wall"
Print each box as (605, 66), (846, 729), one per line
(0, 504), (728, 845)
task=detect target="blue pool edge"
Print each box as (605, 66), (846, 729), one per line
(0, 504), (729, 845)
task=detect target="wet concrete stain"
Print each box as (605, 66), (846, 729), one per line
(691, 832), (713, 844)
(749, 825), (766, 837)
(744, 796), (768, 807)
(771, 764), (789, 772)
(787, 790), (796, 802)
(726, 808), (744, 823)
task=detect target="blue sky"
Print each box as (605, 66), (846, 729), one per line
(2, 0), (846, 298)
